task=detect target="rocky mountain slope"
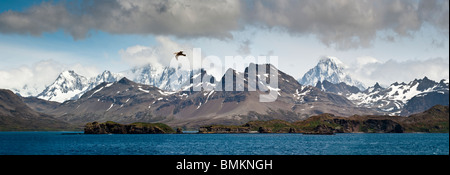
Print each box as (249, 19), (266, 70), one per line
(315, 80), (361, 96)
(0, 89), (69, 131)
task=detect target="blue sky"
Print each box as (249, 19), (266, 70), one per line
(0, 29), (156, 71)
(0, 0), (449, 94)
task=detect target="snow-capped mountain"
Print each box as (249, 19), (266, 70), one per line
(37, 70), (123, 103)
(10, 84), (41, 98)
(348, 77), (449, 115)
(121, 64), (192, 92)
(37, 70), (91, 103)
(37, 64), (197, 102)
(299, 56), (366, 90)
(86, 70), (123, 90)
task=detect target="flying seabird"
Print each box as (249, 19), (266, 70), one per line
(174, 51), (186, 60)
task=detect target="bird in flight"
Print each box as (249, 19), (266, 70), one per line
(174, 51), (186, 60)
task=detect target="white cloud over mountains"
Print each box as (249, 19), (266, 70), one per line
(119, 36), (194, 69)
(0, 0), (448, 50)
(347, 56), (450, 87)
(118, 36), (225, 79)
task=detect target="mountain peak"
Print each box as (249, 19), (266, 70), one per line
(373, 82), (382, 89)
(439, 79), (449, 85)
(37, 70), (89, 103)
(364, 82), (384, 93)
(414, 76), (438, 91)
(64, 70), (76, 74)
(315, 80), (323, 90)
(94, 70), (122, 83)
(59, 70), (79, 79)
(299, 56), (365, 90)
(101, 70), (112, 75)
(54, 70), (87, 85)
(118, 77), (133, 85)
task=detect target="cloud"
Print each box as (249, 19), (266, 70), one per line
(355, 56), (382, 66)
(431, 38), (446, 48)
(0, 59), (99, 96)
(0, 0), (448, 50)
(119, 36), (194, 68)
(347, 56), (449, 87)
(418, 0), (449, 32)
(0, 2), (88, 39)
(0, 0), (242, 40)
(246, 0), (449, 50)
(237, 39), (252, 55)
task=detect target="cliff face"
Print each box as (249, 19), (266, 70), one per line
(84, 121), (175, 134)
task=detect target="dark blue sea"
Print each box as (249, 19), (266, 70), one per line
(0, 132), (448, 155)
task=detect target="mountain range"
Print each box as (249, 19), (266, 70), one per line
(347, 77), (449, 116)
(305, 57), (449, 116)
(36, 64), (193, 103)
(23, 63), (377, 129)
(1, 56), (448, 130)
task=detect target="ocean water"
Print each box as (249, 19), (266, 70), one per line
(0, 132), (448, 155)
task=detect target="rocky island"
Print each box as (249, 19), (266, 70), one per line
(84, 121), (175, 134)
